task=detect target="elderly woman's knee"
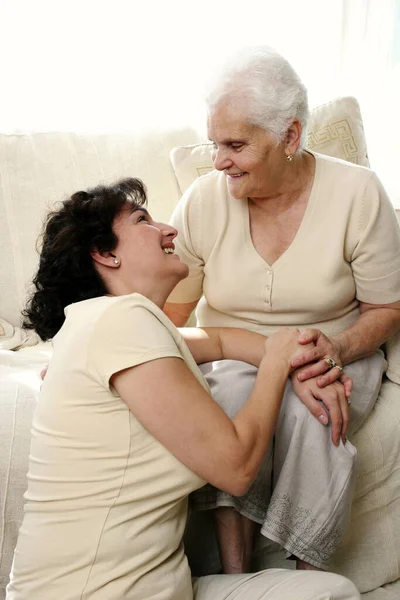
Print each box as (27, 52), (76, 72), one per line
(281, 383), (313, 420)
(200, 360), (258, 417)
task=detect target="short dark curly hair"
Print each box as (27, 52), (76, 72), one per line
(23, 177), (147, 341)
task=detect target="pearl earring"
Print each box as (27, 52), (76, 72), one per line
(286, 153), (294, 162)
(113, 258), (119, 265)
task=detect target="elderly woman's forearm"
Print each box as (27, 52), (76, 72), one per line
(332, 306), (400, 365)
(164, 300), (198, 326)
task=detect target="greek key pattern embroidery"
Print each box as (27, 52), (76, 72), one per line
(196, 165), (214, 177)
(307, 118), (360, 164)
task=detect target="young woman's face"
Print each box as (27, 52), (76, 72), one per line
(112, 206), (189, 291)
(207, 103), (287, 200)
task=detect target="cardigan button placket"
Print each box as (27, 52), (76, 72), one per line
(264, 269), (273, 310)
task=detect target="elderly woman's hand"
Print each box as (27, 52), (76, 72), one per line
(290, 372), (350, 445)
(290, 328), (352, 396)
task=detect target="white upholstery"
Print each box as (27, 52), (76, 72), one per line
(330, 380), (400, 592)
(0, 344), (51, 595)
(386, 330), (400, 384)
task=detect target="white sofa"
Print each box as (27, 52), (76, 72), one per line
(1, 97), (400, 599)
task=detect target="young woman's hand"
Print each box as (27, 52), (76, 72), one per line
(263, 328), (314, 374)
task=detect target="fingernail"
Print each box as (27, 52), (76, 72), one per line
(319, 415), (328, 425)
(298, 373), (305, 381)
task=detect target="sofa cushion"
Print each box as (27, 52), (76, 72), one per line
(170, 142), (214, 196)
(170, 96), (370, 195)
(329, 379), (400, 593)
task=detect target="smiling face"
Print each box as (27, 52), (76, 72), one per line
(105, 206), (189, 301)
(207, 102), (290, 200)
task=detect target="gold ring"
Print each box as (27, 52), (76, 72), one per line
(324, 356), (343, 373)
(324, 356), (336, 369)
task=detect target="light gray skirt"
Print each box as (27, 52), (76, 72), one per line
(188, 351), (386, 570)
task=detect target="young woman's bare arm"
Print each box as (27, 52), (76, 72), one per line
(111, 329), (300, 496)
(179, 326), (268, 367)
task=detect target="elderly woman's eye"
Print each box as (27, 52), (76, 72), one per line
(231, 143), (243, 150)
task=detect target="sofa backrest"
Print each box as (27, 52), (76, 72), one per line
(0, 127), (203, 326)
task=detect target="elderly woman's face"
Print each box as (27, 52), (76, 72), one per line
(208, 103), (287, 200)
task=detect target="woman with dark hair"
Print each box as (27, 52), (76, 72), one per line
(6, 178), (359, 599)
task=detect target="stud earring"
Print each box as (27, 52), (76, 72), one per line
(286, 153), (294, 162)
(113, 258), (119, 265)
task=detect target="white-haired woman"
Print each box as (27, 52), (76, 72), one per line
(164, 47), (400, 573)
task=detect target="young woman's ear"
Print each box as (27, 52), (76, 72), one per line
(91, 250), (120, 268)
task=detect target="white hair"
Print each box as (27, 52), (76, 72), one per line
(206, 46), (310, 149)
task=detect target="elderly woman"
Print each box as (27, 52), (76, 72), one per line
(164, 46), (400, 573)
(6, 178), (360, 599)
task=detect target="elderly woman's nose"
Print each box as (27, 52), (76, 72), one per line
(212, 147), (232, 171)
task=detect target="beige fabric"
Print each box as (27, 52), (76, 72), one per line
(171, 142), (215, 195)
(386, 330), (400, 384)
(168, 153), (400, 338)
(386, 213), (400, 383)
(0, 127), (203, 327)
(6, 294), (206, 600)
(307, 96), (369, 167)
(362, 580), (400, 599)
(193, 569), (360, 599)
(0, 319), (39, 350)
(329, 379), (400, 592)
(170, 96), (369, 195)
(0, 344), (51, 599)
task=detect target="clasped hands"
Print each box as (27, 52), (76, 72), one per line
(290, 328), (351, 446)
